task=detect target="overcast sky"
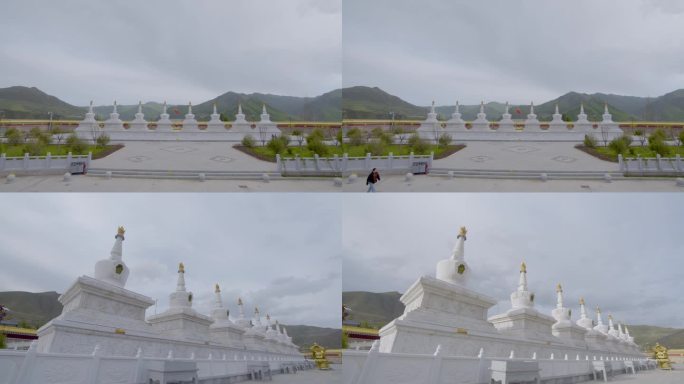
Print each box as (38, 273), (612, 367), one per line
(342, 194), (684, 328)
(343, 0), (684, 106)
(1, 0), (341, 106)
(0, 194), (341, 329)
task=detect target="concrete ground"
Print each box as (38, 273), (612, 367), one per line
(436, 141), (616, 171)
(610, 368), (683, 383)
(1, 173), (682, 192)
(271, 367), (340, 383)
(91, 141), (274, 172)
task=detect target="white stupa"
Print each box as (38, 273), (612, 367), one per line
(416, 101), (442, 141)
(523, 102), (542, 131)
(181, 102), (199, 131)
(378, 226), (500, 356)
(229, 103), (254, 136)
(548, 104), (567, 132)
(209, 283), (246, 348)
(444, 101), (466, 133)
(156, 101), (174, 132)
(243, 307), (267, 351)
(206, 103), (226, 132)
(128, 101), (149, 131)
(93, 226), (130, 287)
(255, 105), (281, 141)
(471, 101), (491, 131)
(74, 100), (102, 138)
(103, 101), (125, 131)
(577, 299), (607, 350)
(497, 101), (516, 132)
(488, 262), (558, 343)
(575, 103), (593, 132)
(597, 103), (624, 139)
(550, 283), (587, 348)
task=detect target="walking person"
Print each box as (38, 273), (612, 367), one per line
(366, 168), (380, 192)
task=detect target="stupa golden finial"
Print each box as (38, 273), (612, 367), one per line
(520, 261), (527, 273)
(579, 297), (585, 305)
(254, 307), (260, 314)
(178, 262), (185, 273)
(608, 314), (613, 320)
(215, 283), (220, 293)
(458, 226), (467, 239)
(266, 314), (271, 320)
(596, 305), (601, 314)
(238, 297), (243, 306)
(117, 226), (125, 236)
(556, 283), (563, 293)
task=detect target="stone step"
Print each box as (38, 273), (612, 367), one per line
(428, 168), (624, 180)
(86, 168), (281, 180)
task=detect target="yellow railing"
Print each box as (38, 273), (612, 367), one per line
(0, 325), (37, 335)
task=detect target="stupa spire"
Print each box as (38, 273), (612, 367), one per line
(596, 306), (604, 325)
(580, 102), (585, 114)
(88, 100), (94, 114)
(188, 102), (193, 114)
(556, 283), (563, 308)
(451, 226), (467, 261)
(505, 101), (510, 114)
(517, 261), (528, 292)
(530, 101), (535, 115)
(238, 103), (243, 115)
(176, 262), (186, 291)
(608, 314), (615, 331)
(213, 103), (217, 114)
(480, 101), (485, 113)
(262, 104), (267, 114)
(113, 100), (118, 113)
(213, 283), (222, 308)
(110, 226), (125, 261)
(162, 101), (167, 114)
(555, 103), (559, 114)
(430, 100), (435, 114)
(455, 101), (459, 113)
(604, 103), (609, 114)
(138, 101), (143, 114)
(238, 297), (245, 318)
(579, 297), (587, 319)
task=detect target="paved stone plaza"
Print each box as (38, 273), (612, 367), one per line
(272, 368), (341, 383)
(1, 173), (682, 192)
(91, 141), (274, 172)
(609, 368), (683, 383)
(434, 141), (616, 171)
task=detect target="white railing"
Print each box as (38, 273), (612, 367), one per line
(0, 152), (91, 173)
(343, 347), (654, 384)
(619, 154), (683, 175)
(277, 152), (433, 174)
(0, 344), (309, 384)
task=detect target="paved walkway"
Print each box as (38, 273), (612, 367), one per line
(1, 174), (682, 192)
(92, 141), (274, 172)
(435, 141), (616, 171)
(609, 368), (682, 383)
(271, 367), (340, 383)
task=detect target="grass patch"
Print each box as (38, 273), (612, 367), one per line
(236, 144), (466, 163)
(577, 144), (684, 162)
(0, 144), (123, 158)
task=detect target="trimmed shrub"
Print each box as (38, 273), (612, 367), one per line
(649, 128), (667, 143)
(583, 134), (596, 148)
(66, 134), (87, 155)
(241, 134), (255, 148)
(364, 141), (386, 156)
(306, 138), (329, 156)
(438, 133), (452, 148)
(96, 134), (110, 149)
(266, 136), (287, 154)
(307, 128), (326, 142)
(408, 134), (429, 155)
(649, 138), (671, 156)
(5, 128), (24, 146)
(608, 136), (629, 155)
(346, 127), (365, 146)
(22, 141), (46, 156)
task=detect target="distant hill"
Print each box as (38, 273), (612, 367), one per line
(342, 86), (427, 119)
(0, 291), (62, 328)
(342, 291), (684, 350)
(342, 291), (404, 326)
(284, 325), (341, 350)
(0, 291), (340, 349)
(0, 86), (341, 122)
(0, 87), (84, 119)
(343, 86), (684, 122)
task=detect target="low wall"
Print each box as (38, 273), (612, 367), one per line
(619, 154), (684, 175)
(0, 153), (91, 175)
(343, 348), (654, 384)
(0, 345), (310, 384)
(277, 153), (433, 175)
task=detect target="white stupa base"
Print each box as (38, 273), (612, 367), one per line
(206, 122), (227, 132)
(470, 120), (491, 131)
(489, 307), (559, 344)
(552, 322), (588, 348)
(497, 119), (516, 132)
(128, 121), (149, 131)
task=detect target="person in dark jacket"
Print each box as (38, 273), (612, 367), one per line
(366, 168), (380, 192)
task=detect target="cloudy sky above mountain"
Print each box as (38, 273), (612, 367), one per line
(343, 0), (684, 105)
(0, 194), (341, 329)
(342, 194), (684, 328)
(1, 0), (341, 105)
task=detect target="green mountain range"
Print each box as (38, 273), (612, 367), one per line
(0, 291), (340, 349)
(342, 291), (684, 350)
(343, 86), (684, 122)
(0, 86), (341, 122)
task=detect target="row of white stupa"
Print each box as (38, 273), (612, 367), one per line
(417, 101), (623, 137)
(74, 100), (281, 136)
(377, 227), (643, 359)
(36, 227), (299, 358)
